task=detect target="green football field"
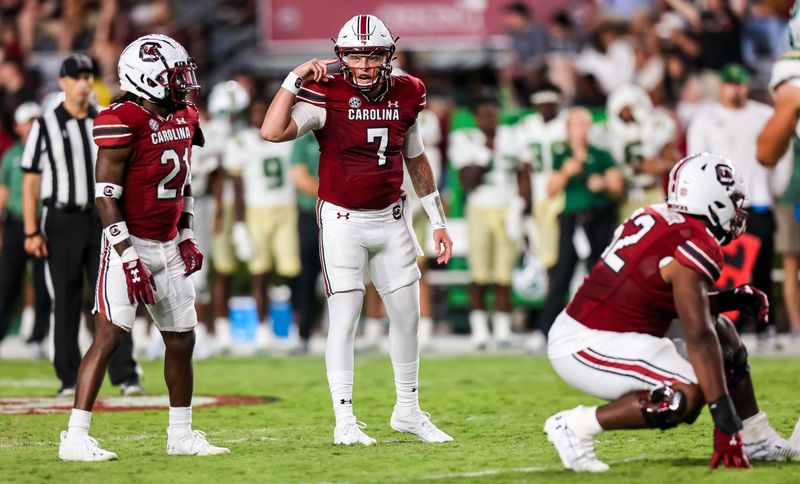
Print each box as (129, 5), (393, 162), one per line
(1, 354), (800, 483)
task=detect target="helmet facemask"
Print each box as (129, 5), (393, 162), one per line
(335, 45), (395, 94)
(709, 190), (748, 245)
(149, 59), (200, 108)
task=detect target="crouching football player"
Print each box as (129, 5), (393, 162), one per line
(58, 34), (228, 461)
(544, 152), (800, 472)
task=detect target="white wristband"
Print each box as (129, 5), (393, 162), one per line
(95, 182), (123, 199)
(179, 228), (195, 243)
(120, 246), (139, 264)
(281, 72), (302, 95)
(420, 190), (447, 229)
(182, 196), (194, 215)
(104, 221), (130, 246)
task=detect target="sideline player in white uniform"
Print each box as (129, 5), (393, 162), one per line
(449, 96), (531, 348)
(58, 34), (228, 461)
(225, 100), (300, 339)
(591, 84), (678, 219)
(261, 14), (454, 445)
(203, 80), (252, 351)
(517, 83), (568, 270)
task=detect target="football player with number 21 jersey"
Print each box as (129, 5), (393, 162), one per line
(544, 153), (800, 472)
(263, 14), (453, 446)
(58, 34), (228, 461)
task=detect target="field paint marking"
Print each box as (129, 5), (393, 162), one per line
(421, 466), (548, 480)
(0, 378), (58, 388)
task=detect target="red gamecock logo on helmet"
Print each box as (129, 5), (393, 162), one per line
(715, 164), (735, 187)
(139, 42), (162, 62)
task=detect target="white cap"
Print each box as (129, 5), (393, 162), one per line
(14, 102), (42, 125)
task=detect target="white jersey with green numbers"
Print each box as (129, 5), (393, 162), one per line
(590, 108), (675, 187)
(224, 127), (295, 207)
(517, 111), (567, 203)
(448, 125), (520, 208)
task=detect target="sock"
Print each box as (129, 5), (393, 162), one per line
(493, 312), (512, 342)
(392, 359), (420, 415)
(325, 291), (363, 425)
(418, 316), (433, 346)
(328, 370), (354, 424)
(741, 411), (772, 443)
(67, 408), (92, 439)
(363, 317), (385, 342)
(470, 310), (489, 343)
(791, 416), (800, 447)
(168, 406), (192, 438)
(565, 405), (603, 438)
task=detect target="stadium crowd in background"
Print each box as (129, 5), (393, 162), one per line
(0, 0), (799, 367)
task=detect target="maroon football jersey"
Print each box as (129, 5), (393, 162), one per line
(296, 73), (426, 209)
(93, 101), (203, 241)
(567, 203), (723, 337)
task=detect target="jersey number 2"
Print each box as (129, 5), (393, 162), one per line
(601, 212), (656, 272)
(367, 127), (388, 166)
(158, 147), (190, 199)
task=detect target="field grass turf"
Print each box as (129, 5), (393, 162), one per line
(1, 353), (800, 483)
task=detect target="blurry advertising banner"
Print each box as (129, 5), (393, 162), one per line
(260, 0), (566, 49)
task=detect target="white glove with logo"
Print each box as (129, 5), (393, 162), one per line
(231, 221), (254, 261)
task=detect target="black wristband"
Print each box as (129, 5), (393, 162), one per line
(24, 229), (40, 238)
(709, 394), (742, 435)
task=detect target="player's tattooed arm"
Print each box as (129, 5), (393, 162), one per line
(95, 145), (134, 256)
(405, 152), (437, 197)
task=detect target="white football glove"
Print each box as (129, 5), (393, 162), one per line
(231, 221), (254, 261)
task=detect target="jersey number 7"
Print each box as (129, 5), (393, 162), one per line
(367, 127), (389, 166)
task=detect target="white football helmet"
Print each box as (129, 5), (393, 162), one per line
(207, 80), (250, 118)
(667, 152), (747, 245)
(334, 14), (396, 92)
(118, 34), (200, 106)
(607, 84), (653, 131)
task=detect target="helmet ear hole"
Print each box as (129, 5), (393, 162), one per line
(147, 78), (158, 88)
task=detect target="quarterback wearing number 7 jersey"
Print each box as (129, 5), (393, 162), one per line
(263, 14), (454, 445)
(544, 153), (800, 472)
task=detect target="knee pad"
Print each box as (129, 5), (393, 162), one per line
(639, 385), (687, 430)
(722, 344), (750, 386)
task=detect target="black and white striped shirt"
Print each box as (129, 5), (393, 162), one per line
(21, 103), (99, 209)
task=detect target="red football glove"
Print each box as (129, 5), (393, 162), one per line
(710, 427), (751, 469)
(733, 285), (769, 325)
(123, 258), (156, 305)
(178, 238), (203, 275)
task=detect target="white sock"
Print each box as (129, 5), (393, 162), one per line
(470, 310), (489, 343)
(791, 416), (800, 447)
(67, 408), (91, 439)
(363, 317), (385, 342)
(325, 290), (364, 425)
(168, 406), (192, 438)
(418, 316), (433, 347)
(565, 405), (603, 438)
(328, 370), (354, 424)
(741, 411), (773, 444)
(493, 312), (512, 342)
(392, 359), (420, 415)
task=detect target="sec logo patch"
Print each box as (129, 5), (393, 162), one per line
(349, 96), (361, 109)
(149, 119), (159, 131)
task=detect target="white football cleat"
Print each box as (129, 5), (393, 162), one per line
(544, 412), (609, 473)
(167, 429), (230, 456)
(744, 431), (800, 461)
(333, 417), (377, 446)
(58, 431), (118, 462)
(791, 416), (800, 449)
(390, 407), (454, 443)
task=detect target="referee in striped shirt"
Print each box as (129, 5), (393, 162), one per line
(21, 54), (141, 396)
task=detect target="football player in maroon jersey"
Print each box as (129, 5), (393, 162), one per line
(58, 35), (228, 461)
(262, 14), (453, 445)
(544, 152), (800, 471)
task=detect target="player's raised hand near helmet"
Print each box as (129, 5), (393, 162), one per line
(293, 58), (338, 83)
